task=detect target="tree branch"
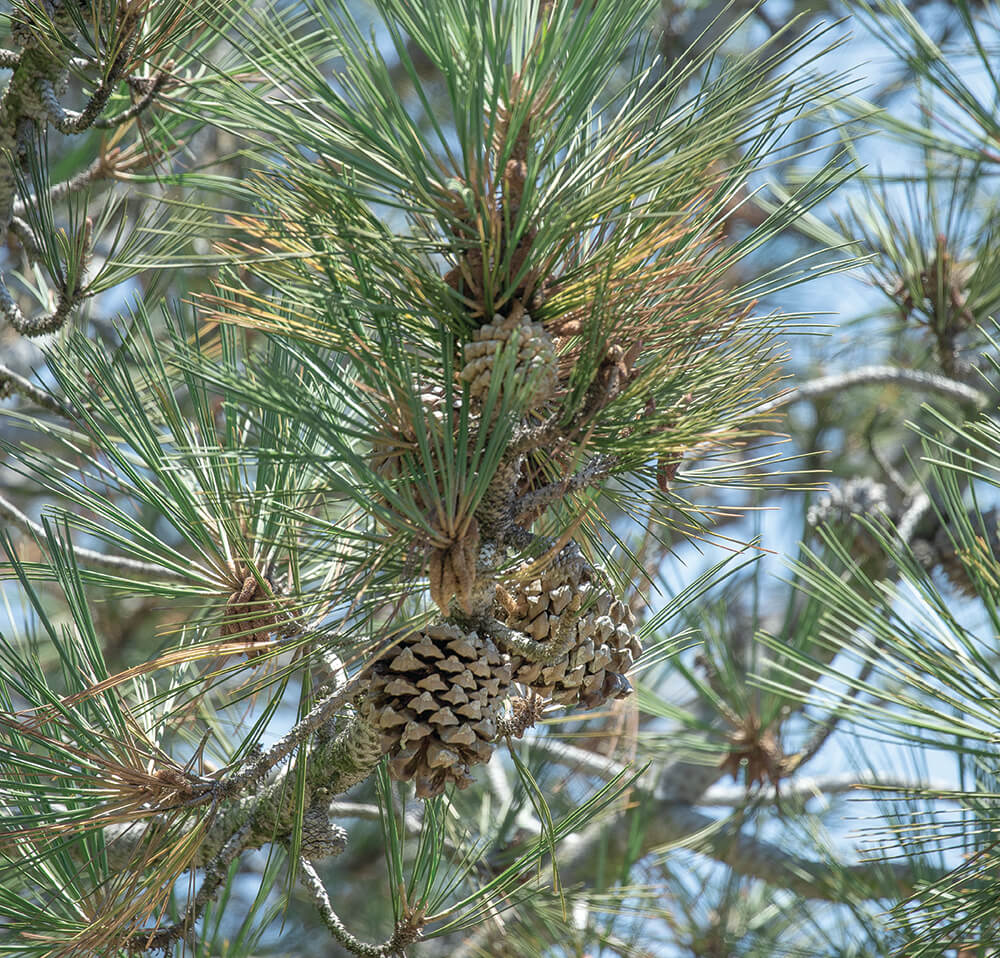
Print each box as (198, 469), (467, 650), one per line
(127, 821), (252, 954)
(508, 413), (562, 456)
(0, 491), (189, 581)
(7, 215), (42, 260)
(299, 858), (425, 958)
(700, 771), (957, 806)
(92, 66), (173, 129)
(0, 360), (76, 417)
(785, 658), (877, 775)
(0, 273), (82, 337)
(895, 490), (932, 548)
(107, 698), (384, 871)
(484, 615), (579, 664)
(41, 32), (138, 136)
(513, 454), (617, 526)
(754, 365), (988, 417)
(519, 736), (629, 782)
(328, 800), (423, 835)
(214, 677), (365, 801)
(13, 151), (121, 216)
(520, 737), (946, 899)
(556, 788), (942, 901)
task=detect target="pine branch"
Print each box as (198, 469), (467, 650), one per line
(107, 691), (382, 871)
(0, 9), (172, 342)
(785, 656), (878, 774)
(520, 738), (946, 899)
(0, 492), (187, 580)
(12, 150), (122, 216)
(92, 66), (174, 130)
(755, 365), (989, 417)
(0, 360), (76, 417)
(7, 215), (42, 260)
(299, 858), (425, 958)
(327, 800), (423, 834)
(127, 822), (252, 954)
(508, 414), (563, 456)
(41, 30), (138, 136)
(557, 786), (942, 901)
(518, 736), (629, 782)
(700, 771), (957, 806)
(3, 0), (982, 950)
(214, 676), (366, 801)
(513, 454), (617, 526)
(895, 489), (932, 548)
(484, 614), (580, 665)
(0, 273), (83, 337)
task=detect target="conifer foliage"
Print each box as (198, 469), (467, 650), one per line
(5, 0), (957, 955)
(0, 0), (226, 339)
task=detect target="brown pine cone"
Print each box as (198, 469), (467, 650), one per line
(499, 559), (641, 709)
(460, 310), (556, 412)
(359, 623), (512, 798)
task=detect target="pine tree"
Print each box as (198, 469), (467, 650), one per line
(2, 0), (999, 956)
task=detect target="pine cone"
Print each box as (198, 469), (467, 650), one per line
(460, 311), (556, 411)
(499, 560), (641, 709)
(220, 569), (285, 658)
(360, 623), (512, 798)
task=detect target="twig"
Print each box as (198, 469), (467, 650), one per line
(93, 66), (173, 129)
(754, 365), (988, 417)
(107, 696), (383, 871)
(483, 614), (578, 665)
(299, 858), (425, 957)
(7, 215), (42, 260)
(0, 491), (188, 581)
(513, 454), (617, 526)
(328, 800), (423, 835)
(895, 490), (931, 548)
(13, 152), (120, 216)
(507, 413), (562, 455)
(0, 361), (77, 417)
(700, 771), (957, 807)
(861, 408), (917, 499)
(557, 789), (943, 901)
(786, 654), (878, 775)
(127, 822), (251, 953)
(488, 735), (950, 902)
(42, 32), (138, 135)
(0, 272), (81, 337)
(215, 676), (364, 800)
(518, 736), (628, 782)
